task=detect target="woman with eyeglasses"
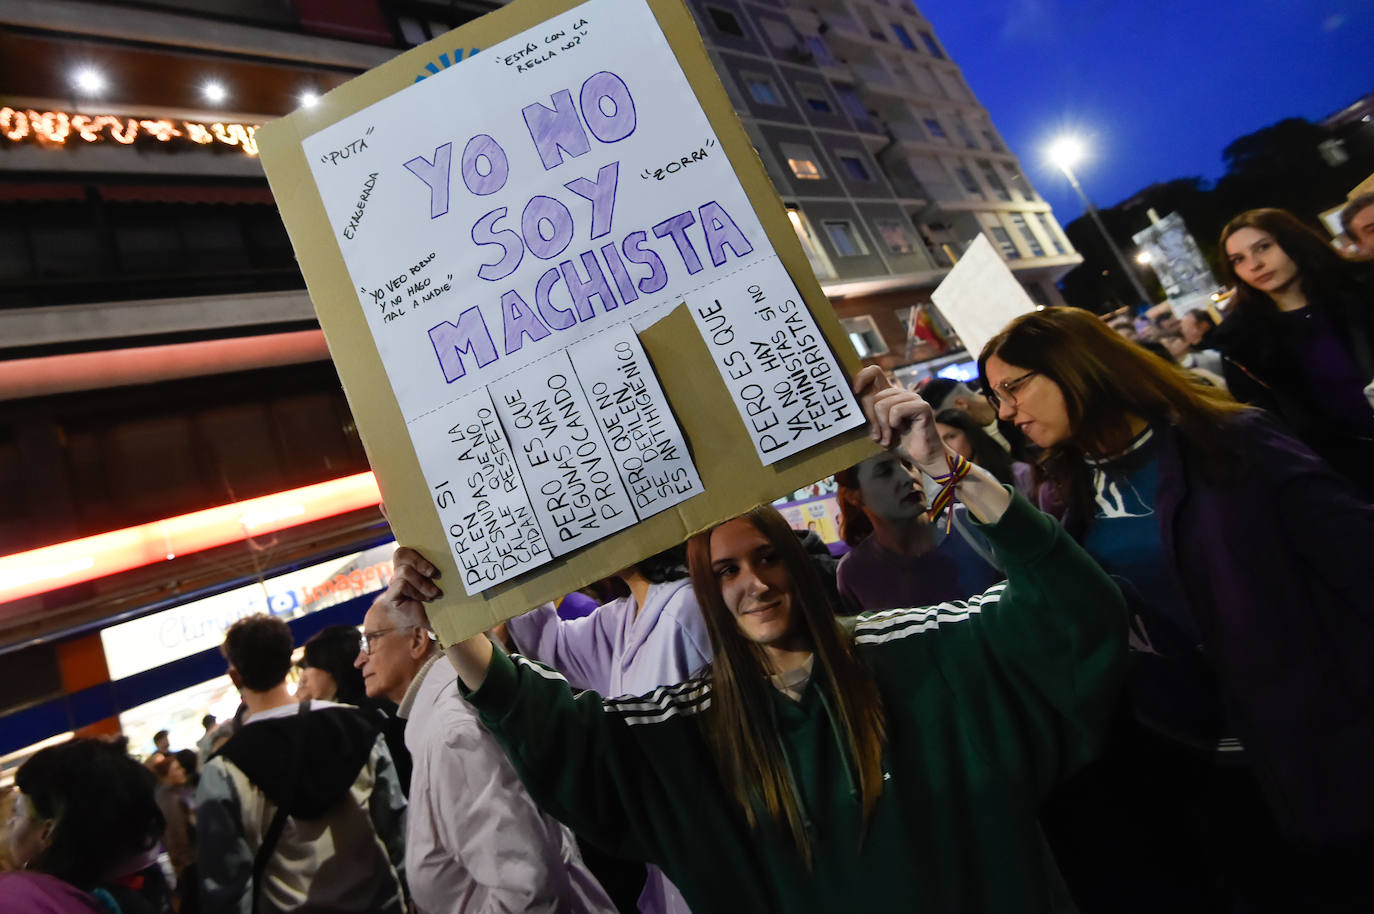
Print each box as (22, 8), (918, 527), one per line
(979, 306), (1374, 912)
(300, 624), (412, 794)
(380, 365), (1130, 913)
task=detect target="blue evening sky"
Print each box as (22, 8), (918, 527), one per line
(922, 0), (1374, 223)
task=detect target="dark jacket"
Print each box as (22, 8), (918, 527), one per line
(1210, 273), (1374, 494)
(196, 702), (407, 914)
(1073, 413), (1374, 846)
(464, 495), (1126, 914)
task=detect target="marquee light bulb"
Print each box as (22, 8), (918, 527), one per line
(203, 82), (228, 104)
(299, 91), (319, 108)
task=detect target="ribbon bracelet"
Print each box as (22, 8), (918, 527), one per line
(926, 451), (973, 532)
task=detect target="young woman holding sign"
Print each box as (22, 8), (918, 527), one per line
(381, 365), (1127, 913)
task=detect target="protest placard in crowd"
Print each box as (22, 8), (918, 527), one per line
(257, 0), (877, 639)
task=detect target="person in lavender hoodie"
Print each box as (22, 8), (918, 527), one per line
(506, 544), (711, 914)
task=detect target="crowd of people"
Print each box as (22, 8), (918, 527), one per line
(3, 203), (1372, 914)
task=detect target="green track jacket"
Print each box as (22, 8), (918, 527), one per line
(462, 493), (1127, 913)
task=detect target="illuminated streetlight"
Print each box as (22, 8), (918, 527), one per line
(1045, 133), (1151, 307)
(203, 82), (228, 104)
(1047, 136), (1085, 172)
(72, 67), (106, 95)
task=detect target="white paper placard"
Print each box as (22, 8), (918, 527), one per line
(566, 325), (703, 517)
(410, 389), (553, 594)
(301, 0), (796, 424)
(689, 256), (864, 463)
(488, 349), (638, 555)
(929, 233), (1037, 360)
(286, 0), (865, 598)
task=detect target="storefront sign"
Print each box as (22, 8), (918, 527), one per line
(99, 545), (393, 680)
(0, 107), (260, 156)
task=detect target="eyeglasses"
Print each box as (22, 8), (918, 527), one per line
(985, 370), (1039, 412)
(359, 627), (407, 654)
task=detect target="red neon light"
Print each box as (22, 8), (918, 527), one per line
(0, 472), (382, 605)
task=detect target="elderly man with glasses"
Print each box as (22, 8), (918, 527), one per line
(355, 595), (615, 914)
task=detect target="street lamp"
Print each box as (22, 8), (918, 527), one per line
(1047, 135), (1152, 308)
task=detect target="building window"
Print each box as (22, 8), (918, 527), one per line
(919, 30), (945, 58)
(1038, 213), (1068, 254)
(892, 23), (917, 50)
(989, 226), (1021, 259)
(806, 36), (837, 66)
(759, 18), (795, 48)
(954, 164), (983, 197)
(923, 118), (947, 141)
(834, 85), (868, 122)
(979, 160), (1011, 201)
(955, 119), (979, 149)
(744, 75), (782, 106)
(869, 28), (888, 42)
(707, 6), (745, 37)
(842, 315), (889, 357)
(781, 142), (825, 180)
(1010, 214), (1045, 256)
(838, 154), (872, 181)
(1007, 167), (1036, 200)
(823, 220), (869, 256)
(1025, 283), (1052, 308)
(876, 220), (915, 253)
(786, 206), (836, 279)
(982, 129), (1004, 152)
(798, 83), (833, 113)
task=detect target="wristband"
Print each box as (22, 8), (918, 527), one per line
(925, 451), (973, 532)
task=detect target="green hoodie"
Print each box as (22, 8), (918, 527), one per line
(462, 493), (1126, 913)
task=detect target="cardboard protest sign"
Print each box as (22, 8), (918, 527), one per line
(930, 233), (1037, 362)
(256, 0), (877, 641)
